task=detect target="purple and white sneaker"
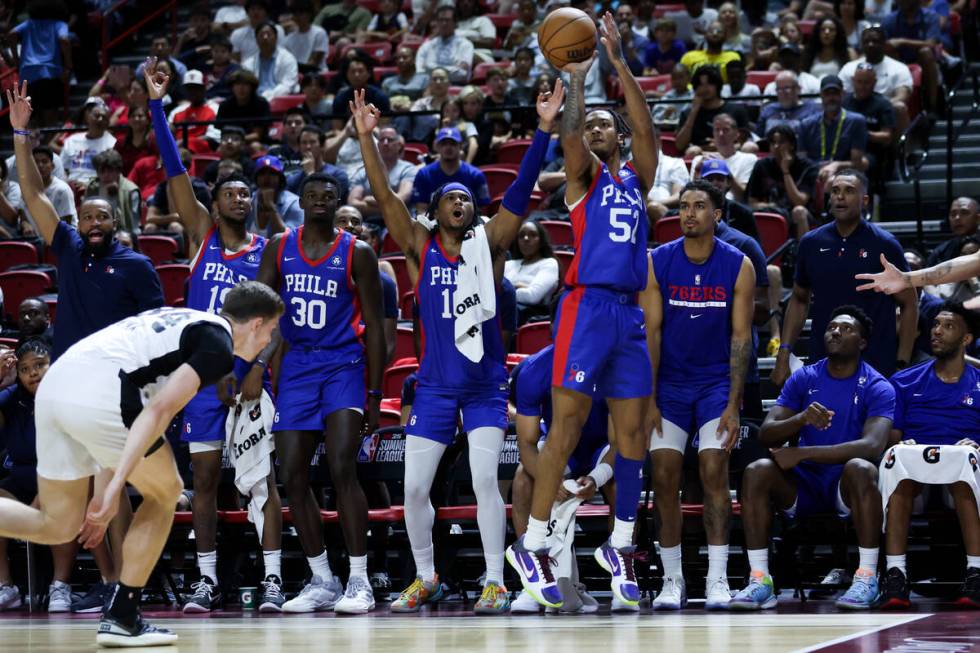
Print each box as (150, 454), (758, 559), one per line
(593, 540), (642, 606)
(506, 536), (562, 608)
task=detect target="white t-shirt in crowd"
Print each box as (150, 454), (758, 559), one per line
(504, 256), (560, 306)
(61, 132), (117, 184)
(692, 150), (757, 200)
(648, 153), (690, 203)
(283, 25), (329, 68)
(7, 177), (78, 227)
(839, 56), (913, 98)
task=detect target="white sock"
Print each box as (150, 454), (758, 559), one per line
(262, 549), (281, 580)
(858, 547), (879, 573)
(886, 554), (907, 574)
(524, 517), (549, 551)
(707, 544), (729, 581)
(747, 548), (769, 576)
(485, 553), (504, 585)
(307, 551), (331, 581)
(196, 551), (217, 584)
(349, 555), (368, 581)
(610, 518), (635, 549)
(660, 544), (683, 580)
(967, 555), (980, 571)
(413, 545), (436, 583)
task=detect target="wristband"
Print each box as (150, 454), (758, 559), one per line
(367, 389), (383, 398)
(254, 357), (267, 368)
(586, 462), (613, 489)
(778, 343), (793, 351)
(13, 129), (31, 137)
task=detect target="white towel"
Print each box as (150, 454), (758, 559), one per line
(454, 224), (496, 363)
(879, 443), (980, 527)
(224, 390), (276, 538)
(548, 479), (585, 579)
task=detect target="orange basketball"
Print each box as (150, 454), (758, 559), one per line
(538, 7), (598, 69)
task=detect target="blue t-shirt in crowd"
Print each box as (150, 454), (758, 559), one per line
(246, 189), (305, 236)
(881, 8), (943, 62)
(410, 161), (491, 208)
(891, 360), (980, 445)
(643, 39), (687, 74)
(0, 384), (37, 467)
(51, 222), (164, 358)
(380, 269), (398, 319)
(798, 110), (868, 163)
(758, 100), (821, 136)
(13, 20), (68, 83)
(716, 220), (768, 384)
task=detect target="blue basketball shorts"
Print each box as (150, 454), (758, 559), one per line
(273, 349), (365, 433)
(785, 461), (850, 520)
(183, 357), (266, 444)
(650, 378), (730, 453)
(551, 286), (652, 399)
(406, 383), (509, 445)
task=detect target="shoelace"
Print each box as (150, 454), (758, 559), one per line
(660, 577), (682, 598)
(536, 552), (557, 584)
(479, 583), (502, 604)
(399, 578), (427, 602)
(346, 577), (371, 597)
(618, 549), (647, 583)
(261, 579), (283, 599)
(884, 571), (907, 595)
(189, 580), (213, 597)
(707, 578), (730, 596)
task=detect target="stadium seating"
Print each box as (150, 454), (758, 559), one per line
(0, 242), (38, 272)
(0, 271), (52, 322)
(539, 220), (575, 249)
(137, 235), (180, 266)
(155, 264), (190, 307)
(515, 320), (552, 355)
(479, 166), (519, 198)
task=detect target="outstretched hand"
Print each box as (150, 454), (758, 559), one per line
(855, 253), (910, 294)
(6, 80), (32, 132)
(348, 88), (381, 136)
(536, 78), (564, 131)
(599, 11), (623, 63)
(77, 482), (121, 549)
(560, 51), (596, 75)
(142, 56), (170, 101)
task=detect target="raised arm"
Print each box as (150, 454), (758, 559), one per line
(598, 12), (657, 191)
(717, 257), (756, 448)
(353, 240), (386, 434)
(7, 82), (59, 245)
(560, 54), (600, 203)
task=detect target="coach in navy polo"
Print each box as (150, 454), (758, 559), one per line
(772, 168), (917, 386)
(409, 127), (491, 215)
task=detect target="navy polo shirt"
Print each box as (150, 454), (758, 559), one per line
(0, 384), (37, 467)
(716, 220), (769, 383)
(409, 161), (492, 208)
(794, 219), (909, 377)
(882, 8), (942, 63)
(51, 221), (164, 358)
(798, 110), (868, 164)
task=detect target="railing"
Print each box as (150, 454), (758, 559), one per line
(898, 112), (931, 252)
(100, 0), (179, 71)
(944, 67), (980, 209)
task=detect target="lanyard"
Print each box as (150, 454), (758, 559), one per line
(820, 109), (847, 161)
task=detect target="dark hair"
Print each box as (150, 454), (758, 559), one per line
(254, 20), (278, 38)
(829, 304), (873, 339)
(31, 145), (55, 161)
(802, 16), (851, 72)
(292, 0), (315, 13)
(151, 31), (171, 44)
(340, 50), (377, 84)
(79, 196), (118, 223)
(122, 104), (149, 146)
(221, 280), (285, 322)
(435, 5), (457, 19)
(222, 125), (247, 138)
(512, 219), (556, 261)
(585, 107), (632, 157)
(16, 339), (52, 361)
(939, 301), (980, 340)
(766, 124), (797, 150)
(424, 183), (478, 233)
(831, 167), (869, 193)
(726, 57), (746, 72)
(515, 47), (535, 61)
(93, 149), (124, 172)
(301, 73), (327, 90)
(212, 172), (253, 204)
(833, 0), (865, 22)
(210, 35), (232, 50)
(245, 0), (269, 11)
(284, 106), (307, 120)
(682, 179), (726, 211)
(691, 65), (724, 96)
(298, 172), (341, 196)
(300, 124), (326, 144)
(189, 4), (211, 19)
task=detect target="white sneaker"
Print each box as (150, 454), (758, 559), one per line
(705, 577), (732, 610)
(47, 581), (72, 612)
(510, 590), (542, 613)
(611, 595), (640, 612)
(0, 584), (21, 610)
(281, 575), (343, 613)
(334, 576), (376, 614)
(652, 576), (687, 610)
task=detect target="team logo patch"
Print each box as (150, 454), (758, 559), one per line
(923, 446), (941, 464)
(884, 448), (896, 469)
(963, 394), (975, 406)
(249, 404), (262, 421)
(246, 254), (257, 263)
(185, 423), (192, 434)
(331, 256), (342, 266)
(970, 452), (978, 473)
(858, 248), (868, 259)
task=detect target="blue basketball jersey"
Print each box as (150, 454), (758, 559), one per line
(565, 161), (648, 293)
(277, 226), (363, 360)
(415, 233), (507, 390)
(187, 226), (266, 312)
(652, 237), (745, 380)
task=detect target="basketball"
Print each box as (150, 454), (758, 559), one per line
(538, 7), (598, 70)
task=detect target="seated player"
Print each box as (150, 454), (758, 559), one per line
(731, 306), (894, 610)
(510, 342), (615, 614)
(879, 303), (980, 609)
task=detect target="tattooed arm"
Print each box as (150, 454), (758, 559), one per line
(717, 257), (756, 449)
(857, 252), (980, 295)
(560, 55), (600, 206)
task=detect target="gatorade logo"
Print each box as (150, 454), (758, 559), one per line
(923, 446), (941, 464)
(884, 448), (896, 469)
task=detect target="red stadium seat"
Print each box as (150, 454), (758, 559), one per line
(373, 65), (398, 83)
(487, 14), (517, 34)
(378, 408), (402, 429)
(605, 75), (623, 100)
(479, 166), (519, 198)
(156, 264), (190, 307)
(539, 220), (575, 249)
(515, 320), (552, 355)
(0, 337), (18, 348)
(321, 70), (339, 88)
(383, 255), (412, 304)
(653, 216), (682, 243)
(746, 71), (778, 93)
(908, 63), (922, 118)
(661, 133), (679, 157)
(399, 290), (414, 319)
(506, 352), (527, 372)
(0, 241), (38, 271)
(636, 75), (671, 95)
(0, 271), (52, 321)
(799, 19), (816, 37)
(495, 139), (532, 166)
(555, 250), (574, 282)
(402, 142), (428, 165)
(653, 3), (684, 17)
(472, 61), (511, 83)
(137, 235), (180, 266)
(394, 325), (416, 362)
(191, 153), (220, 178)
(753, 212), (790, 259)
(268, 94), (306, 115)
(381, 230), (402, 254)
(383, 361), (418, 398)
(357, 0), (380, 12)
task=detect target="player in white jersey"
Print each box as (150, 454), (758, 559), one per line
(0, 283), (283, 648)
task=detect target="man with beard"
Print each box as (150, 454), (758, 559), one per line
(10, 82), (163, 360)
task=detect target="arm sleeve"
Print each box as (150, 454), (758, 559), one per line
(515, 258), (559, 305)
(179, 323), (235, 387)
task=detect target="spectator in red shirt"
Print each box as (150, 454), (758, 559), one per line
(114, 104), (157, 176)
(168, 70), (219, 154)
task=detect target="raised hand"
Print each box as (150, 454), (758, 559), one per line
(142, 56), (169, 101)
(5, 80), (32, 131)
(560, 51), (597, 75)
(536, 77), (564, 131)
(855, 253), (910, 294)
(599, 11), (623, 63)
(348, 88), (381, 136)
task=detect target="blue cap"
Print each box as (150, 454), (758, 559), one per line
(700, 158), (731, 178)
(254, 155), (284, 177)
(435, 127), (463, 143)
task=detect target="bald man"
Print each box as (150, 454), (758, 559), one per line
(927, 198), (980, 267)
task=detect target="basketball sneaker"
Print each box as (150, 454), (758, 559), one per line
(0, 584), (21, 611)
(730, 571), (778, 610)
(611, 595), (640, 612)
(652, 576), (687, 610)
(593, 540), (641, 606)
(474, 581), (510, 615)
(390, 575), (443, 613)
(47, 580), (72, 613)
(809, 568), (851, 599)
(281, 575), (344, 613)
(72, 581), (115, 614)
(705, 577), (732, 610)
(369, 572), (391, 593)
(335, 576), (376, 614)
(956, 567), (980, 608)
(879, 567), (911, 609)
(182, 576), (220, 614)
(506, 535), (562, 608)
(258, 575), (285, 613)
(510, 590), (542, 614)
(96, 614), (178, 648)
(835, 568), (878, 610)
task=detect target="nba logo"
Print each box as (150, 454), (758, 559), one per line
(694, 274), (701, 286)
(357, 433), (380, 463)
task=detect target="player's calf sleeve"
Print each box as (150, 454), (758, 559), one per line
(403, 436), (445, 555)
(612, 454), (644, 548)
(469, 427), (506, 583)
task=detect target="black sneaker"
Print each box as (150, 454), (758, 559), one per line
(259, 575), (285, 613)
(71, 581), (115, 614)
(182, 576), (221, 614)
(956, 567), (980, 608)
(879, 567), (911, 609)
(96, 614), (178, 647)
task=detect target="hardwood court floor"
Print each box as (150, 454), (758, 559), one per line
(0, 603), (930, 652)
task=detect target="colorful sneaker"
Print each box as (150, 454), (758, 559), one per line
(611, 595), (641, 612)
(593, 540), (641, 606)
(281, 575), (344, 613)
(182, 576), (220, 614)
(705, 577), (732, 610)
(474, 581), (510, 615)
(956, 567), (980, 608)
(836, 568), (878, 610)
(510, 590), (542, 614)
(47, 580), (72, 613)
(506, 536), (562, 608)
(731, 571), (778, 610)
(390, 575), (443, 613)
(879, 567), (911, 610)
(0, 584), (21, 611)
(335, 576), (376, 614)
(652, 576), (687, 610)
(72, 581), (115, 614)
(258, 575), (285, 613)
(96, 614), (178, 647)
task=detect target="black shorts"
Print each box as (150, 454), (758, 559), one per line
(27, 77), (65, 110)
(0, 466), (38, 504)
